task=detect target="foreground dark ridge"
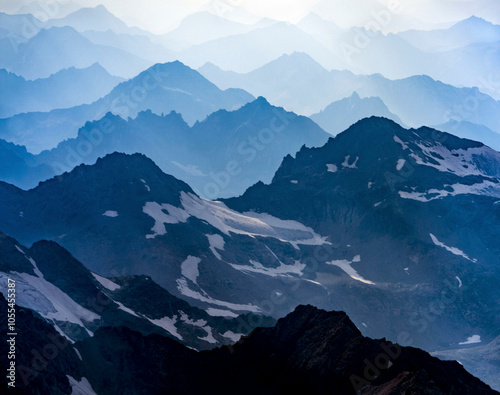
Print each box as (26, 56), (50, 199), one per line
(76, 305), (497, 394)
(1, 293), (497, 394)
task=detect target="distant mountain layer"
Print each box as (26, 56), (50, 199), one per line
(0, 96), (328, 195)
(0, 25), (151, 79)
(0, 60), (254, 153)
(199, 52), (500, 148)
(0, 64), (123, 118)
(310, 92), (404, 135)
(398, 16), (500, 52)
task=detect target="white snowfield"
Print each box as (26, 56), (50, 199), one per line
(181, 256), (201, 284)
(206, 308), (238, 318)
(143, 192), (329, 248)
(0, 249), (100, 340)
(206, 234), (225, 260)
(342, 155), (359, 169)
(102, 210), (118, 217)
(326, 255), (375, 285)
(394, 135), (409, 150)
(399, 180), (500, 202)
(146, 315), (183, 341)
(326, 163), (338, 173)
(67, 376), (98, 395)
(92, 272), (121, 291)
(393, 137), (500, 202)
(176, 277), (261, 313)
(143, 201), (190, 238)
(409, 142), (500, 178)
(229, 259), (305, 278)
(221, 330), (244, 342)
(459, 335), (481, 345)
(180, 311), (217, 344)
(429, 234), (477, 263)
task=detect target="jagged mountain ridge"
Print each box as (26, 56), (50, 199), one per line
(0, 152), (331, 320)
(198, 52), (500, 148)
(2, 297), (496, 394)
(0, 118), (499, 389)
(0, 60), (254, 153)
(2, 97), (329, 196)
(0, 63), (123, 118)
(0, 232), (273, 350)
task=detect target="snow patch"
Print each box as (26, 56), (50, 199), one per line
(92, 272), (120, 291)
(342, 155), (359, 169)
(176, 277), (260, 313)
(456, 276), (463, 288)
(206, 234), (225, 260)
(102, 210), (118, 217)
(396, 159), (406, 171)
(140, 179), (151, 192)
(143, 192), (329, 248)
(181, 256), (201, 285)
(459, 335), (481, 345)
(429, 234), (476, 262)
(115, 301), (140, 317)
(229, 259), (305, 278)
(180, 312), (216, 344)
(326, 255), (375, 285)
(221, 330), (244, 342)
(393, 135), (409, 150)
(73, 348), (82, 361)
(290, 180), (298, 184)
(67, 376), (98, 395)
(410, 143), (500, 178)
(146, 315), (183, 341)
(181, 192), (329, 249)
(0, 268), (99, 337)
(206, 308), (238, 318)
(143, 201), (190, 238)
(326, 164), (338, 173)
(399, 181), (500, 202)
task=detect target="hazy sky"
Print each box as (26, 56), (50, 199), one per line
(1, 0), (498, 33)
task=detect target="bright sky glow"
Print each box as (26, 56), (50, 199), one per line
(1, 0), (497, 34)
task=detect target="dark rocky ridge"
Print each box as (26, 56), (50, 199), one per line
(75, 305), (498, 394)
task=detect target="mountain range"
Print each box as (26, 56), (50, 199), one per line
(0, 61), (254, 153)
(24, 97), (326, 196)
(0, 23), (151, 79)
(1, 118), (498, 360)
(0, 231), (274, 350)
(310, 92), (404, 135)
(0, 63), (123, 118)
(1, 3), (500, 393)
(0, 96), (330, 195)
(199, 52), (500, 149)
